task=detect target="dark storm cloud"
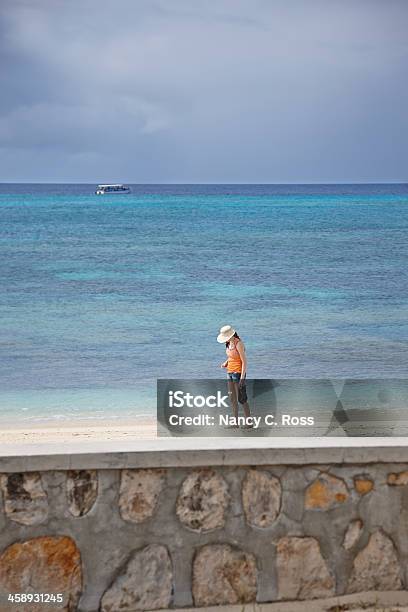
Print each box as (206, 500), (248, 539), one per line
(0, 0), (407, 182)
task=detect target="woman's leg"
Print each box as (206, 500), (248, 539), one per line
(233, 381), (251, 417)
(242, 400), (251, 418)
(228, 379), (239, 419)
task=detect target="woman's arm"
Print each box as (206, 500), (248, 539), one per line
(236, 341), (247, 380)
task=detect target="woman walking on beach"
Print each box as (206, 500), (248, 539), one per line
(217, 325), (251, 422)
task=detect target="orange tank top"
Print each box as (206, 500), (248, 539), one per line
(226, 339), (242, 373)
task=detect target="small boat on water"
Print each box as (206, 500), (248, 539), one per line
(95, 184), (131, 195)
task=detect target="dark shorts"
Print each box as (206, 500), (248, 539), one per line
(228, 372), (241, 382)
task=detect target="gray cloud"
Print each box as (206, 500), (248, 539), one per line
(0, 0), (407, 182)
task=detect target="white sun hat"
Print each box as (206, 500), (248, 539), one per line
(217, 325), (236, 343)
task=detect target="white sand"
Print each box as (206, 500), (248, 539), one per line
(2, 417), (408, 457)
(0, 417), (157, 445)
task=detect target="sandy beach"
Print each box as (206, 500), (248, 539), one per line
(2, 408), (408, 451)
(0, 417), (157, 446)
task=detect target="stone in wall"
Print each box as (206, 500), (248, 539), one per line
(192, 544), (257, 606)
(354, 475), (374, 496)
(305, 473), (349, 510)
(348, 531), (402, 593)
(0, 536), (81, 612)
(100, 544), (172, 612)
(242, 469), (281, 528)
(66, 470), (98, 517)
(0, 472), (48, 525)
(387, 470), (408, 486)
(119, 469), (166, 523)
(343, 519), (363, 550)
(176, 468), (229, 532)
(276, 536), (335, 600)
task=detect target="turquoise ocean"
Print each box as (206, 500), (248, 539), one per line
(1, 183), (407, 423)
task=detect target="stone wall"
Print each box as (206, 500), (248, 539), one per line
(1, 447), (408, 611)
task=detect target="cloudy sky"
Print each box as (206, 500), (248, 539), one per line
(0, 0), (407, 183)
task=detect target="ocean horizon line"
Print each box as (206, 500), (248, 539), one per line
(1, 181), (407, 186)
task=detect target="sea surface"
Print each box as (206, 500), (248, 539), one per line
(1, 183), (407, 424)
